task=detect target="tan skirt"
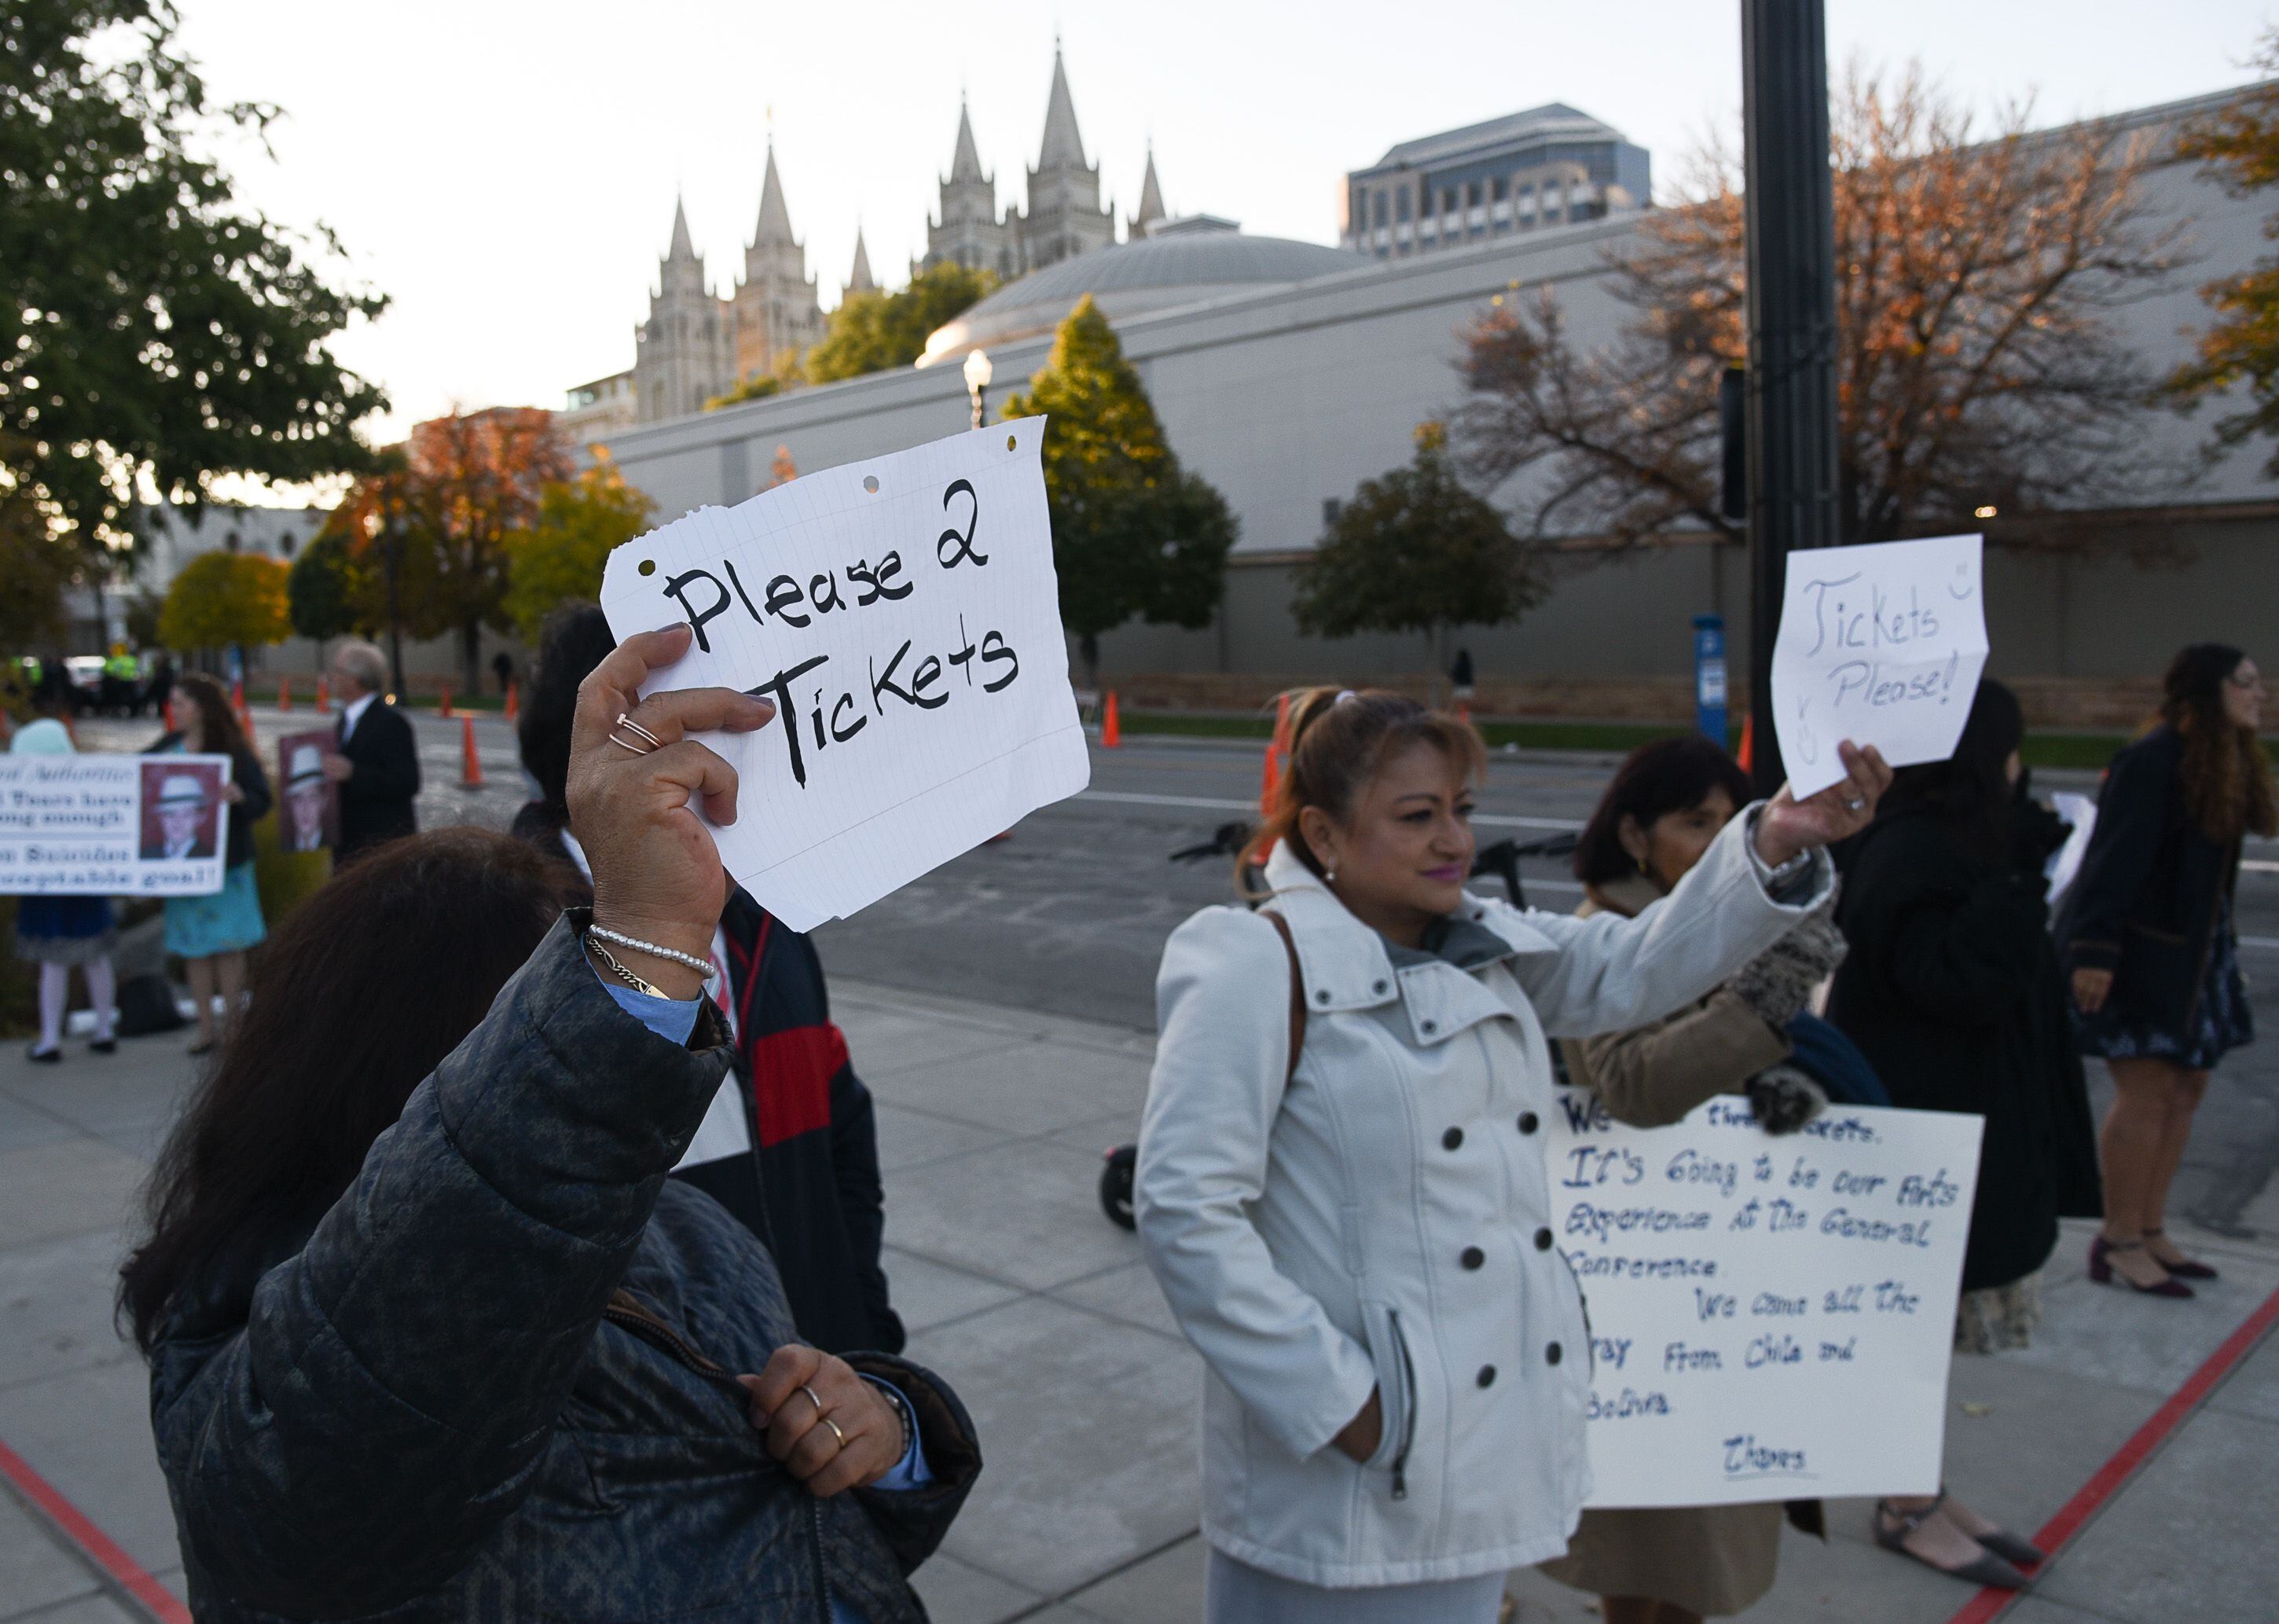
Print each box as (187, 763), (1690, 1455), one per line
(1540, 1502), (1785, 1617)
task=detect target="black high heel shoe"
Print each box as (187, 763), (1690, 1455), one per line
(1873, 1498), (2032, 1589)
(2089, 1235), (2193, 1298)
(2145, 1229), (2217, 1281)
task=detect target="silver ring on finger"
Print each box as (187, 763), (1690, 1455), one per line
(822, 1416), (846, 1450)
(607, 731), (655, 756)
(1845, 797), (1866, 812)
(798, 1384), (824, 1417)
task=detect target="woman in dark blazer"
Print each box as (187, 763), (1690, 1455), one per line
(2056, 644), (2273, 1293)
(1830, 678), (2101, 1589)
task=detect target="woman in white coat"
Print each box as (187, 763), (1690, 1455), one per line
(1136, 691), (1890, 1622)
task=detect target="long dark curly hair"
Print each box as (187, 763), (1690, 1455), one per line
(2162, 643), (2275, 845)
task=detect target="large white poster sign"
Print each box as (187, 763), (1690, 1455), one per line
(1771, 533), (1988, 798)
(600, 419), (1088, 931)
(0, 752), (233, 896)
(1547, 1088), (1983, 1508)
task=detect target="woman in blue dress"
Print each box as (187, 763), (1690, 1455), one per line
(147, 673), (270, 1054)
(10, 720), (119, 1061)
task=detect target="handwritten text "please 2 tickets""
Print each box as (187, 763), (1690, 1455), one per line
(600, 419), (1088, 932)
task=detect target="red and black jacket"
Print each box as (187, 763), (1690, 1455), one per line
(510, 805), (901, 1355)
(672, 887), (903, 1355)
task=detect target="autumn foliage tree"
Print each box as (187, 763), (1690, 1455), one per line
(2167, 34), (2279, 470)
(157, 549), (290, 656)
(502, 453), (656, 638)
(323, 409), (571, 691)
(1455, 67), (2183, 552)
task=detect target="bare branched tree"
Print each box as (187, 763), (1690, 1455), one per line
(1455, 66), (2187, 553)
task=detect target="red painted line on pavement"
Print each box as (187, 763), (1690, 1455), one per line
(0, 1435), (192, 1624)
(1941, 1278), (2279, 1624)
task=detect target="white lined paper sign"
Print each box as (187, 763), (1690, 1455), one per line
(1771, 533), (1988, 799)
(599, 418), (1088, 931)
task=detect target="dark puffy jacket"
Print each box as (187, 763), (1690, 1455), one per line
(2054, 725), (2243, 1033)
(145, 914), (980, 1622)
(1830, 808), (2102, 1292)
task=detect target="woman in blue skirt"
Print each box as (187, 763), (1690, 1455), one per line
(10, 720), (119, 1061)
(147, 674), (270, 1054)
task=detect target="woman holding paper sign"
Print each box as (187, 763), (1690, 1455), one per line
(146, 673), (271, 1054)
(2059, 643), (2272, 1294)
(124, 627), (980, 1624)
(1136, 688), (1888, 1621)
(1540, 736), (1853, 1624)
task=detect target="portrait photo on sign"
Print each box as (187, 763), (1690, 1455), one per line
(277, 730), (338, 852)
(139, 761), (224, 861)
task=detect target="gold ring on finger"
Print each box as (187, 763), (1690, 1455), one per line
(823, 1416), (846, 1450)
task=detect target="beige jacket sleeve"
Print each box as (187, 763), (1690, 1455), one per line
(1559, 987), (1792, 1129)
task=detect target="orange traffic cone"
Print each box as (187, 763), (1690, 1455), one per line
(1260, 742), (1283, 812)
(439, 685), (453, 719)
(1101, 691), (1121, 748)
(504, 679), (519, 724)
(277, 677), (292, 712)
(1736, 713), (1755, 775)
(315, 677), (330, 714)
(460, 713), (483, 786)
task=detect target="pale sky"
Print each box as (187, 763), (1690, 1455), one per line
(172, 0), (2276, 484)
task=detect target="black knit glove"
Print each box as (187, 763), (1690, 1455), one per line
(1727, 905), (1849, 1030)
(1746, 1063), (1829, 1136)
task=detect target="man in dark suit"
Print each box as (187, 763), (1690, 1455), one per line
(319, 640), (420, 860)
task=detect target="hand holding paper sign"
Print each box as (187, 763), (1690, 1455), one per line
(1753, 740), (1894, 867)
(1771, 534), (1990, 800)
(599, 420), (1088, 931)
(565, 625), (779, 998)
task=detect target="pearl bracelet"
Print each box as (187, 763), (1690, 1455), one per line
(586, 925), (718, 984)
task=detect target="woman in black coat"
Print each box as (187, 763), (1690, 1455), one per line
(1829, 679), (2101, 1589)
(2055, 643), (2273, 1293)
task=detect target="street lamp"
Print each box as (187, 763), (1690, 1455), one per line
(963, 347), (993, 431)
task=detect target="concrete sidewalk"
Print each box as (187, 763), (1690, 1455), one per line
(2, 977), (2274, 1624)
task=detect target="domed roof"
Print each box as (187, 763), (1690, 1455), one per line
(919, 222), (1371, 365)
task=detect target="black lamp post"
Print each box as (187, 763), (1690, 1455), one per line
(1741, 0), (1842, 796)
(963, 347), (993, 432)
(379, 504), (406, 699)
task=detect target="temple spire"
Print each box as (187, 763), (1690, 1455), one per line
(1037, 43), (1087, 170)
(846, 228), (875, 297)
(753, 142), (797, 247)
(949, 98), (986, 183)
(1132, 146), (1166, 236)
(666, 194), (697, 262)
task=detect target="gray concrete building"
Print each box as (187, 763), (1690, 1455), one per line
(1341, 104), (1651, 261)
(597, 85), (2279, 724)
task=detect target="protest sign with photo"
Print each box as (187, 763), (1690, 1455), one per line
(600, 419), (1088, 931)
(1771, 533), (1989, 799)
(0, 752), (233, 896)
(1547, 1088), (1984, 1508)
(277, 729), (339, 853)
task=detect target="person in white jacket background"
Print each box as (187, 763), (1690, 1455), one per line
(1136, 690), (1891, 1623)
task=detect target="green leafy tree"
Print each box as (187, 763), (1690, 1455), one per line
(157, 549), (291, 654)
(803, 262), (997, 384)
(503, 454), (656, 638)
(0, 484), (76, 651)
(2169, 35), (2279, 470)
(287, 527), (370, 651)
(705, 372), (784, 410)
(3, 1), (385, 575)
(999, 295), (1236, 683)
(1295, 422), (1543, 691)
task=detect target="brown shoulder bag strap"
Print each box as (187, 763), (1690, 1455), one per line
(1261, 908), (1307, 1085)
